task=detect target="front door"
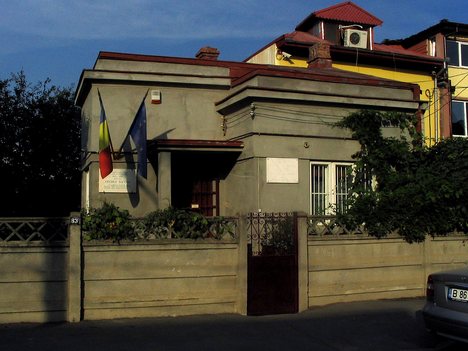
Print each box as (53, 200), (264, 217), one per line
(190, 179), (219, 216)
(171, 152), (220, 216)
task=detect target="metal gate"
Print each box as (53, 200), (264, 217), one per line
(247, 212), (298, 315)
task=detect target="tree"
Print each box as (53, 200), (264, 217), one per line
(336, 109), (468, 243)
(0, 71), (81, 216)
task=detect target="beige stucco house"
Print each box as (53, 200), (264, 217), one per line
(75, 47), (424, 218)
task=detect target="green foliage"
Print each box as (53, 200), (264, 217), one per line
(262, 217), (295, 255)
(138, 208), (236, 240)
(337, 109), (468, 243)
(207, 216), (238, 240)
(0, 71), (81, 216)
(139, 207), (210, 239)
(82, 205), (237, 241)
(82, 202), (135, 242)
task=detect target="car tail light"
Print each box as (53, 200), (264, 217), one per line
(426, 275), (434, 301)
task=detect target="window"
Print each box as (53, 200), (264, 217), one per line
(446, 40), (468, 67)
(310, 162), (352, 215)
(452, 100), (468, 137)
(428, 37), (436, 57)
(323, 22), (340, 44)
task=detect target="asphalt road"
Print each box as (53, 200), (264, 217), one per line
(0, 298), (462, 351)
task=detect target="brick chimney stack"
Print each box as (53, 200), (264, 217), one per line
(196, 47), (220, 60)
(308, 43), (332, 69)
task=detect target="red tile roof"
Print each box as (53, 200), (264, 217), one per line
(76, 51), (423, 106)
(281, 32), (436, 60)
(243, 31), (327, 63)
(283, 31), (328, 44)
(372, 43), (435, 59)
(296, 1), (382, 30)
(314, 1), (383, 25)
(93, 51), (417, 90)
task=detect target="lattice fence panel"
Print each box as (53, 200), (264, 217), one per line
(0, 218), (69, 243)
(307, 216), (366, 237)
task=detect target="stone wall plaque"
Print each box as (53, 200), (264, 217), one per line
(266, 158), (299, 183)
(99, 169), (136, 193)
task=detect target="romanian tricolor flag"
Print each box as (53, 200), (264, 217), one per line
(98, 92), (113, 178)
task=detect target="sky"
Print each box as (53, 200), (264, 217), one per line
(1, 0), (467, 88)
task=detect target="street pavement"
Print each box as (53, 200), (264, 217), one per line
(0, 298), (461, 351)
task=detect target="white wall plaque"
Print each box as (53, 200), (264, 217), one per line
(99, 169), (137, 193)
(266, 158), (299, 183)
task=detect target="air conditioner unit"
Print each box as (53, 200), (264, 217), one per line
(344, 29), (368, 49)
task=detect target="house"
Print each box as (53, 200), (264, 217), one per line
(395, 20), (468, 138)
(75, 48), (424, 217)
(245, 1), (447, 145)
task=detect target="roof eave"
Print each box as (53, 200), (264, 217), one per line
(332, 45), (444, 68)
(402, 20), (468, 46)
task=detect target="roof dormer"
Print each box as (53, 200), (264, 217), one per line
(295, 1), (383, 50)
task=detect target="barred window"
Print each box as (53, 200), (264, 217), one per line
(310, 162), (352, 215)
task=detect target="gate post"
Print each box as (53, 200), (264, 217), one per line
(236, 214), (248, 315)
(67, 212), (82, 322)
(297, 213), (309, 312)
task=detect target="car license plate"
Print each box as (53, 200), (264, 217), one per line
(448, 288), (468, 302)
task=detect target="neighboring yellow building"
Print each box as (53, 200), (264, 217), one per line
(246, 1), (447, 145)
(399, 20), (468, 138)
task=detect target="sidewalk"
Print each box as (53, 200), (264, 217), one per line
(0, 298), (457, 351)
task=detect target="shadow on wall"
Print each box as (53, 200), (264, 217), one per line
(0, 218), (70, 323)
(41, 218), (69, 322)
(42, 243), (68, 322)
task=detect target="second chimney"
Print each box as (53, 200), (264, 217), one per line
(308, 43), (332, 69)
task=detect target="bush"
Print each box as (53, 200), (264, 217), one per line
(139, 208), (210, 239)
(82, 202), (135, 242)
(82, 204), (237, 241)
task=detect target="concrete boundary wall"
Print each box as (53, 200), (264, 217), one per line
(0, 217), (247, 323)
(307, 235), (468, 306)
(81, 240), (242, 320)
(1, 214), (468, 323)
(71, 216), (246, 321)
(0, 243), (69, 323)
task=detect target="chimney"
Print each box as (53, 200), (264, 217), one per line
(308, 43), (332, 69)
(196, 47), (220, 60)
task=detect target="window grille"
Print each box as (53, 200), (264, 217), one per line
(311, 164), (328, 215)
(310, 162), (352, 215)
(335, 165), (352, 214)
